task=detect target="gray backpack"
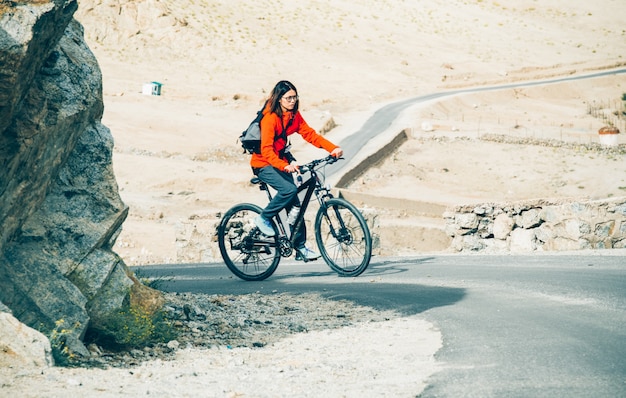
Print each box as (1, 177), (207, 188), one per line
(239, 105), (265, 154)
(238, 103), (293, 155)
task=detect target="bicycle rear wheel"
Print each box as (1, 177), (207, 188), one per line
(217, 203), (280, 281)
(314, 198), (372, 277)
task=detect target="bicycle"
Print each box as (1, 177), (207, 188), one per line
(217, 155), (372, 281)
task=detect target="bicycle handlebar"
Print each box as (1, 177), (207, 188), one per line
(298, 155), (342, 174)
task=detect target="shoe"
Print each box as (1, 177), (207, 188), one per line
(295, 246), (320, 262)
(254, 216), (275, 237)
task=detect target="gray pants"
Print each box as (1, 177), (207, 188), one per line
(256, 166), (306, 248)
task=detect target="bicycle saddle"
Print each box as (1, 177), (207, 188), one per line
(250, 177), (268, 190)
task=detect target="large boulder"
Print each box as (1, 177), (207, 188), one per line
(0, 1), (158, 358)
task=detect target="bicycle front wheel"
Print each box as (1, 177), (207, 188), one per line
(315, 198), (372, 277)
(217, 203), (280, 281)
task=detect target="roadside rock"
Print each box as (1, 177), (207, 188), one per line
(0, 310), (53, 368)
(0, 1), (152, 358)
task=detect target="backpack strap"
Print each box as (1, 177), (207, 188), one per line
(277, 113), (295, 160)
(278, 112), (295, 142)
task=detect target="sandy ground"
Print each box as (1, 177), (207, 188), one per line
(4, 0), (626, 396)
(72, 0), (626, 264)
(1, 316), (440, 397)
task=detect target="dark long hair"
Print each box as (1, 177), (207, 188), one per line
(268, 80), (299, 118)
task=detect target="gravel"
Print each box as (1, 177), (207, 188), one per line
(2, 292), (441, 397)
(79, 291), (399, 369)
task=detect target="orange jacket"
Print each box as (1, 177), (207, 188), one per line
(250, 105), (338, 170)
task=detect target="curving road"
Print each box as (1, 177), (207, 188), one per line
(133, 253), (626, 397)
(133, 70), (626, 396)
(327, 67), (626, 177)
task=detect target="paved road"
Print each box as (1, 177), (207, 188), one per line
(326, 67), (626, 177)
(133, 252), (626, 397)
(135, 69), (626, 395)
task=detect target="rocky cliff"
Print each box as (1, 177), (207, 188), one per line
(0, 0), (156, 360)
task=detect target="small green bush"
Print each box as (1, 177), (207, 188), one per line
(91, 306), (177, 349)
(48, 319), (82, 366)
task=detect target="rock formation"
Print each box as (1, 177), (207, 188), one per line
(0, 0), (158, 360)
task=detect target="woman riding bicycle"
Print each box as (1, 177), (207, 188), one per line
(251, 80), (343, 261)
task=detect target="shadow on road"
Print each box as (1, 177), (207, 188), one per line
(132, 257), (465, 317)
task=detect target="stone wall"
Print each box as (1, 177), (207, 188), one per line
(444, 197), (626, 252)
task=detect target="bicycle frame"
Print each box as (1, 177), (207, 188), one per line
(257, 166), (331, 255)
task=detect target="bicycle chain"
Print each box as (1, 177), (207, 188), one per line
(278, 236), (293, 257)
